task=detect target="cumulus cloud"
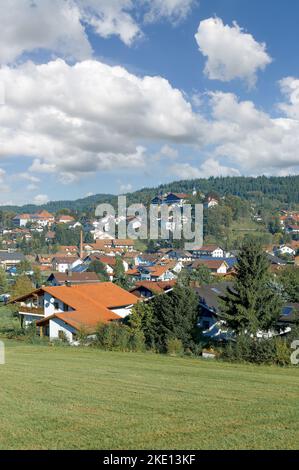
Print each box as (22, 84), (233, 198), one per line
(143, 0), (196, 24)
(170, 159), (240, 179)
(195, 17), (272, 87)
(208, 91), (299, 174)
(279, 76), (299, 119)
(0, 0), (196, 64)
(0, 0), (92, 64)
(0, 59), (204, 180)
(33, 194), (49, 205)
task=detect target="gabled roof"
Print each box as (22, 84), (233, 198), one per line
(47, 272), (99, 283)
(16, 282), (139, 332)
(131, 280), (176, 295)
(191, 259), (228, 270)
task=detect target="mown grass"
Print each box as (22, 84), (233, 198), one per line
(0, 340), (298, 450)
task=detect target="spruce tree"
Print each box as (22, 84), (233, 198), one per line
(220, 239), (282, 335)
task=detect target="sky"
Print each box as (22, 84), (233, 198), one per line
(0, 0), (299, 205)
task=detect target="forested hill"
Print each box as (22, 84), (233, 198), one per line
(2, 175), (299, 214)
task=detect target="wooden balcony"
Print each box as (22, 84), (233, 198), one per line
(19, 306), (44, 316)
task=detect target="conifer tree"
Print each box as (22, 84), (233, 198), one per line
(220, 239), (282, 335)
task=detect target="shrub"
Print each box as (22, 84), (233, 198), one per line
(222, 335), (292, 366)
(95, 322), (145, 352)
(166, 338), (184, 357)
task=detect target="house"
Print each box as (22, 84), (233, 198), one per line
(12, 283), (139, 343)
(58, 245), (78, 255)
(286, 225), (299, 234)
(35, 254), (53, 266)
(195, 283), (298, 340)
(151, 192), (190, 207)
(126, 263), (177, 282)
(163, 192), (190, 206)
(56, 215), (75, 224)
(166, 249), (192, 262)
(112, 239), (135, 251)
(190, 245), (224, 258)
(12, 214), (31, 227)
(203, 196), (219, 209)
(0, 251), (25, 270)
(190, 259), (229, 275)
(47, 272), (100, 286)
(195, 282), (233, 339)
(30, 210), (55, 227)
(52, 256), (82, 273)
(274, 245), (296, 257)
(45, 231), (56, 243)
(131, 280), (176, 299)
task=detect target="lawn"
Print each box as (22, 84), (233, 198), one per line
(0, 340), (298, 450)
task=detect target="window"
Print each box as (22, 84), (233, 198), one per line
(54, 301), (59, 310)
(58, 330), (65, 340)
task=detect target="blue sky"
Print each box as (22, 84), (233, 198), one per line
(0, 0), (299, 205)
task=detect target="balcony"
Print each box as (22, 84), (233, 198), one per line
(19, 306), (44, 316)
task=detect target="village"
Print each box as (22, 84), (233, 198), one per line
(0, 190), (298, 346)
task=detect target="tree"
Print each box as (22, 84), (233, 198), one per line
(87, 260), (109, 281)
(129, 286), (199, 352)
(113, 256), (130, 290)
(16, 259), (32, 275)
(11, 275), (33, 299)
(179, 265), (212, 287)
(220, 239), (282, 335)
(277, 267), (299, 303)
(0, 268), (8, 295)
(32, 266), (43, 288)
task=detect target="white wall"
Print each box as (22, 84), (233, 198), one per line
(49, 318), (76, 342)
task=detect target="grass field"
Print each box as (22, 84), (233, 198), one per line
(0, 340), (299, 450)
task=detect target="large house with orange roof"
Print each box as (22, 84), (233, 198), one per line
(11, 283), (139, 343)
(13, 210), (55, 228)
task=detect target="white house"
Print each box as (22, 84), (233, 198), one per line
(52, 256), (82, 273)
(12, 283), (139, 343)
(191, 245), (224, 258)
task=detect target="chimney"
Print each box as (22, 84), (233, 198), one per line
(65, 280), (71, 287)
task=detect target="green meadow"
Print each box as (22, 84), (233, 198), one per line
(0, 340), (298, 450)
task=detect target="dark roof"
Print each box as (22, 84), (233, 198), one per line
(0, 252), (25, 261)
(194, 282), (233, 314)
(47, 272), (100, 283)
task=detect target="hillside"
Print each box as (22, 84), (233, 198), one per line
(1, 175), (299, 214)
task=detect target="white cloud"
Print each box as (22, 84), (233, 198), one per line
(171, 159), (240, 179)
(0, 0), (196, 64)
(160, 145), (179, 159)
(208, 91), (299, 174)
(27, 183), (38, 191)
(279, 76), (299, 119)
(0, 59), (204, 180)
(119, 183), (133, 193)
(143, 0), (196, 24)
(33, 194), (49, 205)
(195, 17), (272, 87)
(0, 168), (10, 192)
(0, 0), (92, 64)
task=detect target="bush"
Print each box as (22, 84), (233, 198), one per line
(222, 335), (292, 366)
(166, 338), (184, 357)
(95, 322), (145, 352)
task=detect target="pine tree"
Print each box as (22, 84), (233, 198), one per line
(220, 239), (282, 335)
